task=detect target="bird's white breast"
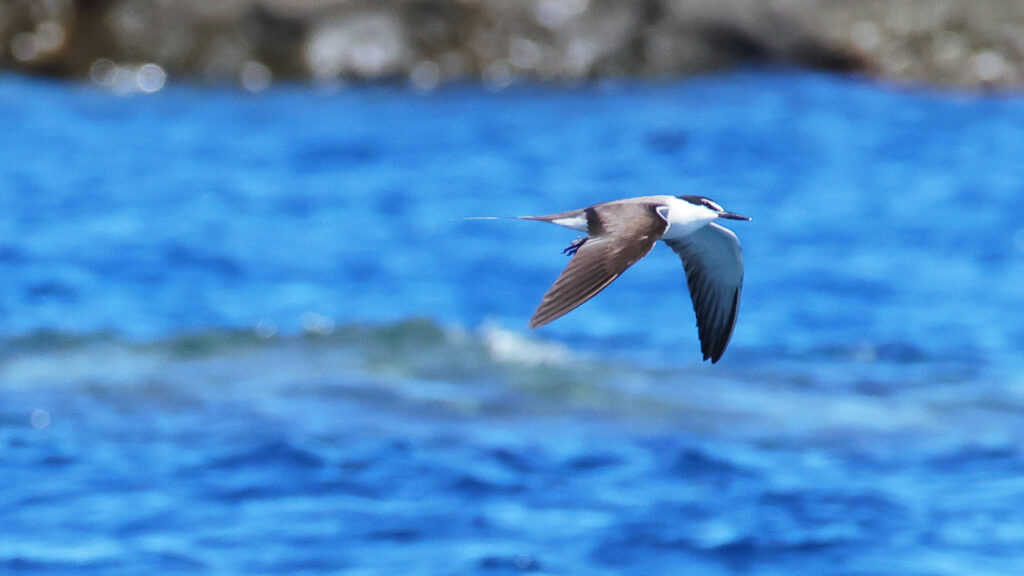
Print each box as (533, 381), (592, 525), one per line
(656, 195), (717, 240)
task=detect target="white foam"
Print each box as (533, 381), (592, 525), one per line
(480, 322), (570, 367)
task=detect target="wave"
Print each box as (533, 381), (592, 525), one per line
(0, 319), (638, 417)
(3, 318), (1022, 450)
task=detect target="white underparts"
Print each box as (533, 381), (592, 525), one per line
(658, 196), (717, 240)
(551, 214), (588, 232)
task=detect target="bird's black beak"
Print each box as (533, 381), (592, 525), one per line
(718, 211), (752, 221)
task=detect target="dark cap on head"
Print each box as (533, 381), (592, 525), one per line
(678, 195), (751, 221)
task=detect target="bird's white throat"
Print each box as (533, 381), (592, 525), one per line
(657, 195), (717, 240)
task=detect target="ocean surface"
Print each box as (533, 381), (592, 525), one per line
(2, 71), (1024, 575)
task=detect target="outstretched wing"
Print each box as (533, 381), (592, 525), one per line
(529, 202), (668, 328)
(664, 223), (744, 363)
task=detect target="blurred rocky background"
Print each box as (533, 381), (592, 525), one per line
(2, 0), (1023, 91)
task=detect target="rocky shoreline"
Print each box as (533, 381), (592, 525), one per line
(2, 0), (1022, 90)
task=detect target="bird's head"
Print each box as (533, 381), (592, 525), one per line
(678, 195), (752, 221)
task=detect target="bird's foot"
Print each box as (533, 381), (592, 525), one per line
(563, 237), (587, 256)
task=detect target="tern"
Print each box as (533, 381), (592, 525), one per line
(483, 195), (751, 363)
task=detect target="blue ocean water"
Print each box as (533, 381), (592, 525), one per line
(2, 71), (1024, 575)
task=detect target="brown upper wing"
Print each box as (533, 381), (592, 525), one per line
(529, 202), (668, 329)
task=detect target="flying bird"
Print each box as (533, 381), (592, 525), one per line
(489, 195), (751, 363)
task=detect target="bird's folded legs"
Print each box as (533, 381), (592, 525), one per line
(563, 237), (587, 256)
